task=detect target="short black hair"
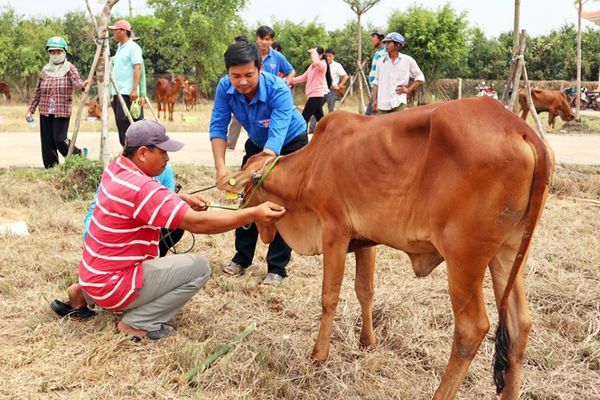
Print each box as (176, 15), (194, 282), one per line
(315, 46), (325, 56)
(224, 43), (262, 70)
(271, 41), (282, 52)
(123, 145), (155, 158)
(234, 35), (248, 44)
(256, 25), (275, 39)
(325, 47), (335, 55)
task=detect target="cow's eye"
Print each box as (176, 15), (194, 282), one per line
(252, 172), (261, 183)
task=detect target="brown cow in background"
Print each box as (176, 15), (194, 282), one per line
(0, 80), (11, 102)
(86, 100), (102, 119)
(518, 88), (575, 128)
(183, 82), (197, 111)
(156, 75), (187, 121)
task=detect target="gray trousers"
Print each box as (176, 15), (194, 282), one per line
(227, 116), (242, 150)
(120, 254), (211, 331)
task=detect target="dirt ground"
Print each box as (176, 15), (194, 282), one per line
(0, 130), (598, 168)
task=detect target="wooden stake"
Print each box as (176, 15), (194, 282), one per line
(67, 42), (104, 155)
(522, 63), (546, 140)
(508, 30), (527, 113)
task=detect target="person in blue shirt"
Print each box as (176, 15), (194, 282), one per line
(227, 28), (296, 151)
(209, 42), (307, 287)
(365, 28), (387, 116)
(255, 26), (295, 85)
(83, 163), (184, 257)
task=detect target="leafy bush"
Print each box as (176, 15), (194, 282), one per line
(54, 155), (103, 200)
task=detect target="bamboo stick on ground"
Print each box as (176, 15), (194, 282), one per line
(182, 322), (256, 383)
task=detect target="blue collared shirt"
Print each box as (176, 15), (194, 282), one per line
(210, 72), (306, 155)
(262, 48), (294, 77)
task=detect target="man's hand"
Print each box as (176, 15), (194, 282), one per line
(139, 97), (146, 106)
(253, 201), (286, 224)
(179, 193), (209, 211)
(215, 166), (229, 185)
(396, 85), (410, 94)
(130, 88), (138, 101)
(372, 99), (378, 113)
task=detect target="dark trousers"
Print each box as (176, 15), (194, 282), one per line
(301, 97), (325, 124)
(112, 95), (144, 146)
(232, 133), (309, 277)
(40, 114), (82, 169)
(159, 228), (185, 257)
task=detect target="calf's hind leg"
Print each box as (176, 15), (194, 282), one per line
(433, 257), (490, 400)
(354, 246), (376, 349)
(489, 243), (532, 400)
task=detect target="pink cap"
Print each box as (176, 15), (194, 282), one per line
(108, 20), (132, 32)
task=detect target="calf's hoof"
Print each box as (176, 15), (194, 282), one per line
(359, 336), (377, 350)
(310, 347), (329, 362)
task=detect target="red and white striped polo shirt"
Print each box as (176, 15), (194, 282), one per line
(79, 155), (189, 310)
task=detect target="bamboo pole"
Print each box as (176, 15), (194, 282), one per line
(522, 63), (546, 140)
(109, 74), (134, 124)
(100, 39), (111, 165)
(182, 323), (256, 383)
(508, 30), (527, 113)
(67, 43), (103, 155)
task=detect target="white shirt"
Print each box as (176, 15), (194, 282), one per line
(329, 61), (347, 88)
(373, 53), (425, 110)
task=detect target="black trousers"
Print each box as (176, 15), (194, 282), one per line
(301, 97), (325, 123)
(40, 114), (82, 169)
(232, 133), (309, 277)
(112, 95), (144, 146)
(159, 228), (185, 257)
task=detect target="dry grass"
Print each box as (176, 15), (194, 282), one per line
(0, 164), (598, 400)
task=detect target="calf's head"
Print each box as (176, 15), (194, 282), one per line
(217, 153), (279, 243)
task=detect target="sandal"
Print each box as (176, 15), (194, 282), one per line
(260, 273), (284, 287)
(50, 299), (96, 320)
(222, 261), (247, 276)
(130, 324), (177, 341)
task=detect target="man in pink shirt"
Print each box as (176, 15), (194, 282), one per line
(51, 120), (286, 340)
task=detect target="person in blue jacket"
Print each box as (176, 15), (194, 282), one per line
(209, 42), (307, 287)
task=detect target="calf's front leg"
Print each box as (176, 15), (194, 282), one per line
(311, 230), (350, 361)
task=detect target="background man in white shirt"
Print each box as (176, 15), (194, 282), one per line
(372, 32), (425, 114)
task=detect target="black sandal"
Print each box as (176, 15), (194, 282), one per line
(50, 299), (97, 320)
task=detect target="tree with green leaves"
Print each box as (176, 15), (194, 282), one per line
(147, 0), (248, 95)
(272, 20), (328, 73)
(387, 3), (470, 81)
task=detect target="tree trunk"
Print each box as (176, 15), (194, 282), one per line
(513, 0), (520, 55)
(357, 13), (366, 114)
(576, 0), (583, 120)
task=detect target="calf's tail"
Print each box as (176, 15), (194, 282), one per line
(492, 131), (552, 394)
